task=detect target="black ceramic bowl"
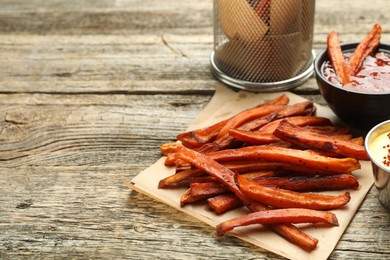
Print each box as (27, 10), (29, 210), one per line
(314, 42), (390, 130)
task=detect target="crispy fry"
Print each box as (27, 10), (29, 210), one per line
(349, 136), (364, 145)
(327, 31), (351, 85)
(190, 170), (277, 184)
(264, 94), (290, 106)
(273, 120), (369, 160)
(229, 116), (338, 145)
(177, 119), (228, 148)
(275, 225), (318, 251)
(252, 174), (359, 191)
(191, 173), (358, 200)
(175, 147), (319, 251)
(197, 117), (272, 153)
(176, 91), (287, 149)
(160, 142), (183, 155)
(274, 101), (316, 119)
(184, 101), (317, 154)
(323, 134), (353, 141)
(180, 188), (207, 206)
(229, 129), (280, 144)
(259, 116), (333, 134)
(241, 170), (279, 178)
(189, 171), (279, 199)
(176, 147), (251, 201)
(164, 153), (176, 166)
(229, 131), (353, 146)
(348, 23), (382, 76)
(215, 105), (286, 140)
(190, 182), (228, 198)
(189, 176), (217, 184)
(178, 94), (288, 147)
(306, 149), (346, 158)
(216, 208), (339, 236)
(303, 125), (351, 135)
(206, 145), (361, 174)
(175, 158), (341, 177)
(213, 95), (290, 140)
(233, 101), (315, 136)
(208, 194), (243, 214)
(236, 174), (351, 210)
(158, 168), (204, 189)
(226, 155), (359, 176)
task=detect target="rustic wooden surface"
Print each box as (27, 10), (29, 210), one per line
(1, 0), (390, 259)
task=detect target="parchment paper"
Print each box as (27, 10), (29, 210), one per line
(128, 84), (374, 260)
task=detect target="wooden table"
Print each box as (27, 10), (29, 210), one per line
(1, 0), (390, 259)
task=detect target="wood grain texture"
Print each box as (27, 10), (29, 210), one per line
(1, 0), (390, 259)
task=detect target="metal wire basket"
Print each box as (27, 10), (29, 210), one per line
(210, 0), (316, 92)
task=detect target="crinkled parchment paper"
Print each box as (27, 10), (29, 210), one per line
(128, 84), (373, 260)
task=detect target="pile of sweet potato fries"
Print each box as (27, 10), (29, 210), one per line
(158, 94), (369, 251)
(327, 23), (382, 85)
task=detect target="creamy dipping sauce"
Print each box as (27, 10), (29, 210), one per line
(322, 51), (390, 93)
(370, 130), (390, 169)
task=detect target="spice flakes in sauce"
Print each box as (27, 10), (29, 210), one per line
(382, 132), (390, 167)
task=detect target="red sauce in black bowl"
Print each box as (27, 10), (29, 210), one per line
(322, 51), (390, 93)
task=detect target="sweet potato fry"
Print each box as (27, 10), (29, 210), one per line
(303, 125), (351, 136)
(177, 119), (229, 148)
(164, 153), (176, 166)
(349, 136), (364, 145)
(178, 158), (337, 176)
(183, 156), (353, 176)
(241, 170), (279, 178)
(348, 23), (382, 76)
(189, 176), (217, 184)
(206, 145), (361, 174)
(258, 116), (333, 134)
(224, 156), (359, 176)
(235, 101), (315, 135)
(177, 92), (288, 149)
(229, 129), (280, 145)
(213, 95), (290, 140)
(273, 120), (369, 160)
(306, 149), (346, 159)
(236, 174), (351, 210)
(264, 94), (290, 106)
(216, 208), (339, 236)
(178, 93), (289, 148)
(180, 188), (208, 206)
(229, 117), (343, 146)
(158, 168), (204, 189)
(190, 173), (358, 200)
(175, 147), (319, 251)
(273, 224), (318, 251)
(252, 174), (359, 191)
(208, 194), (243, 214)
(188, 171), (279, 198)
(190, 170), (277, 184)
(223, 161), (305, 175)
(274, 101), (316, 119)
(196, 117), (272, 153)
(176, 147), (252, 202)
(160, 142), (183, 155)
(190, 182), (228, 198)
(327, 31), (351, 85)
(322, 134), (353, 141)
(215, 105), (286, 140)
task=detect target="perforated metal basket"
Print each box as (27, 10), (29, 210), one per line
(210, 0), (316, 92)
